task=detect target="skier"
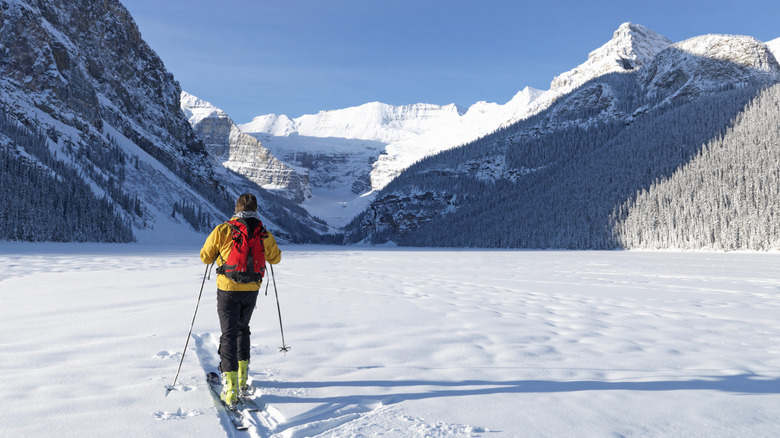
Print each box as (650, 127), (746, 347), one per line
(200, 193), (282, 408)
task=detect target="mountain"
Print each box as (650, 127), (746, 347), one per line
(639, 34), (779, 103)
(0, 0), (326, 243)
(6, 5), (779, 251)
(224, 23), (669, 230)
(180, 92), (308, 203)
(344, 24), (780, 249)
(544, 23), (672, 106)
(234, 87), (544, 227)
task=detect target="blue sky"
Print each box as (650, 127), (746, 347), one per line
(120, 0), (780, 123)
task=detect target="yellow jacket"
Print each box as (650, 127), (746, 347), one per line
(200, 218), (282, 291)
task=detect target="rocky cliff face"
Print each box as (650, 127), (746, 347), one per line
(0, 0), (221, 241)
(0, 0), (326, 243)
(1, 0), (207, 175)
(181, 92), (308, 203)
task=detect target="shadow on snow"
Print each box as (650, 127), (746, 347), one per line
(262, 373), (780, 406)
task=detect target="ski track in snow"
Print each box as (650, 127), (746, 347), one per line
(1, 243), (780, 437)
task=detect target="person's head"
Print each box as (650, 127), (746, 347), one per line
(235, 193), (258, 213)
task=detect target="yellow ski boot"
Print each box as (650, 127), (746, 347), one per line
(238, 360), (249, 394)
(220, 371), (238, 409)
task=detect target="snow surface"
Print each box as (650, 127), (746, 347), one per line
(767, 37), (780, 63)
(300, 185), (377, 229)
(671, 34), (779, 73)
(180, 91), (228, 126)
(1, 243), (780, 437)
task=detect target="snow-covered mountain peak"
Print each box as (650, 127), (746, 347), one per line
(179, 91), (307, 202)
(180, 91), (228, 125)
(504, 86), (546, 110)
(241, 101), (468, 144)
(610, 23), (674, 65)
(550, 23), (672, 93)
(294, 101), (455, 142)
(242, 114), (297, 137)
(640, 34), (780, 102)
(671, 34), (780, 73)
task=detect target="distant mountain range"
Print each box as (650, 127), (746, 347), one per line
(2, 3), (780, 249)
(182, 85), (546, 228)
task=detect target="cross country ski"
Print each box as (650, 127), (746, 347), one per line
(206, 371), (248, 430)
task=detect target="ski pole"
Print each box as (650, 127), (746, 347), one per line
(167, 261), (214, 394)
(269, 264), (291, 353)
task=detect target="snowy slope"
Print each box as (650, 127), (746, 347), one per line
(236, 89), (543, 227)
(240, 89), (544, 190)
(765, 37), (780, 62)
(369, 87), (545, 190)
(2, 244), (780, 436)
(180, 92), (308, 203)
(522, 22), (672, 123)
(549, 23), (672, 94)
(640, 34), (780, 103)
(242, 101), (467, 145)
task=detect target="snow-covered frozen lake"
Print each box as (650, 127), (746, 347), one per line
(1, 244), (779, 437)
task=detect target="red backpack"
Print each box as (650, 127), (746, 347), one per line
(216, 218), (268, 284)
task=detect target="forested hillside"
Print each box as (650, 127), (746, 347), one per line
(614, 83), (780, 250)
(0, 107), (135, 242)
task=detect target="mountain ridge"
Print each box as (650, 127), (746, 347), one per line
(0, 0), (327, 243)
(186, 23), (780, 238)
(343, 28), (780, 248)
(180, 91), (309, 203)
(225, 85), (545, 227)
(5, 7), (780, 249)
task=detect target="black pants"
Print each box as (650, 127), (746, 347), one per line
(217, 289), (259, 373)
